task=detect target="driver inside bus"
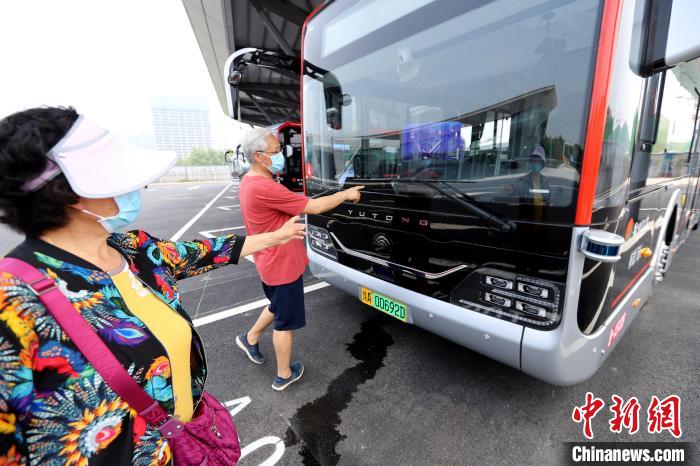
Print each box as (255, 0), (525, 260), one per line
(399, 143), (440, 180)
(503, 145), (551, 202)
(502, 145), (551, 220)
(520, 145), (551, 203)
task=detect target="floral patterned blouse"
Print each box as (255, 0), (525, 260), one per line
(0, 231), (244, 465)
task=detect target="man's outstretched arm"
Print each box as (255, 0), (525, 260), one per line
(303, 186), (364, 215)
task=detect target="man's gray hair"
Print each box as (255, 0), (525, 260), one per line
(241, 127), (274, 160)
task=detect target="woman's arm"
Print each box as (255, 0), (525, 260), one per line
(0, 276), (34, 464)
(239, 216), (305, 258)
(142, 216), (306, 280)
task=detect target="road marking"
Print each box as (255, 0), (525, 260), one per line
(239, 436), (285, 466)
(225, 397), (252, 417)
(170, 183), (233, 241)
(193, 281), (330, 327)
(217, 205), (240, 211)
(199, 226), (246, 238)
(187, 186), (201, 190)
(225, 196), (238, 200)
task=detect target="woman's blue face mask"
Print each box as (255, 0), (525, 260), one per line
(529, 162), (544, 173)
(82, 190), (142, 233)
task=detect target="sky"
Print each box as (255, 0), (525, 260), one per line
(0, 0), (249, 149)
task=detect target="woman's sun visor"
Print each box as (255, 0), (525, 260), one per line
(22, 115), (177, 198)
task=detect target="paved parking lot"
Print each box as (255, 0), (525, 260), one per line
(1, 181), (697, 465)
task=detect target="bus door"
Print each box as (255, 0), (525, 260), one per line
(681, 90), (700, 229)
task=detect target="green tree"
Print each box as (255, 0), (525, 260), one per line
(603, 108), (614, 139)
(177, 148), (225, 166)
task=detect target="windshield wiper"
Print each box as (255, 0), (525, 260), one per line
(310, 187), (341, 199)
(395, 178), (516, 233)
(309, 182), (381, 198)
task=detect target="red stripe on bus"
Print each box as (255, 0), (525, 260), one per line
(300, 2), (329, 195)
(574, 0), (624, 225)
(610, 258), (651, 309)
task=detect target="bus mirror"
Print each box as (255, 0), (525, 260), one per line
(323, 72), (344, 130)
(638, 72), (665, 144)
(224, 150), (234, 163)
(631, 0), (700, 77)
(304, 61), (347, 129)
(284, 145), (294, 158)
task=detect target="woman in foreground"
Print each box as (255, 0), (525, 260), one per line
(0, 106), (304, 465)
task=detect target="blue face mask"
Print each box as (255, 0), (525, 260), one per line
(264, 152), (286, 175)
(83, 190), (142, 233)
(529, 162), (544, 173)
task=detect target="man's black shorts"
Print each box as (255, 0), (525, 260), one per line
(262, 274), (306, 331)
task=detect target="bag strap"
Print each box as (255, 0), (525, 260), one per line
(0, 257), (183, 434)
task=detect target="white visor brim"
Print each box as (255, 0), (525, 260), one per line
(50, 115), (177, 198)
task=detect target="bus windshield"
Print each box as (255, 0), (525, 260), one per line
(303, 0), (602, 223)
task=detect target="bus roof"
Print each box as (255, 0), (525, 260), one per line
(182, 0), (322, 127)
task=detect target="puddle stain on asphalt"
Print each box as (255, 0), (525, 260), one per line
(284, 316), (394, 465)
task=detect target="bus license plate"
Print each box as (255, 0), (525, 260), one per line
(360, 287), (408, 322)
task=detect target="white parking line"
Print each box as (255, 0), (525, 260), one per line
(187, 186), (201, 190)
(199, 226), (246, 238)
(217, 205), (240, 211)
(170, 183), (233, 241)
(192, 281), (330, 327)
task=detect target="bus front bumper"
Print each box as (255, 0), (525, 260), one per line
(308, 249), (523, 370)
(309, 225), (653, 386)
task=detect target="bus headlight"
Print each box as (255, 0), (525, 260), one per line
(308, 225), (338, 259)
(452, 269), (563, 329)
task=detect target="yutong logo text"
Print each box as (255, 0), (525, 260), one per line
(345, 209), (429, 227)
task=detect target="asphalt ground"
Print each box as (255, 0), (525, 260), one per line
(0, 180), (697, 465)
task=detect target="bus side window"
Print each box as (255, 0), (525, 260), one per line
(647, 65), (699, 182)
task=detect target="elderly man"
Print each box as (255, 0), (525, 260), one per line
(235, 127), (364, 390)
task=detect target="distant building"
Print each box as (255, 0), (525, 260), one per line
(150, 97), (212, 160)
(126, 133), (156, 150)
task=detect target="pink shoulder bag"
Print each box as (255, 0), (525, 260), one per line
(0, 258), (241, 465)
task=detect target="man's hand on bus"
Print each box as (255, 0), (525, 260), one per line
(343, 185), (365, 203)
(304, 186), (365, 215)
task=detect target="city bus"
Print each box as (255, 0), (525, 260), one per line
(298, 0), (700, 385)
(224, 145), (250, 180)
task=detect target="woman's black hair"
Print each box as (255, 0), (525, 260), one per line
(0, 106), (80, 237)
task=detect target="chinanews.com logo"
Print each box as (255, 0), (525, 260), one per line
(564, 392), (694, 464)
(572, 392), (681, 439)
